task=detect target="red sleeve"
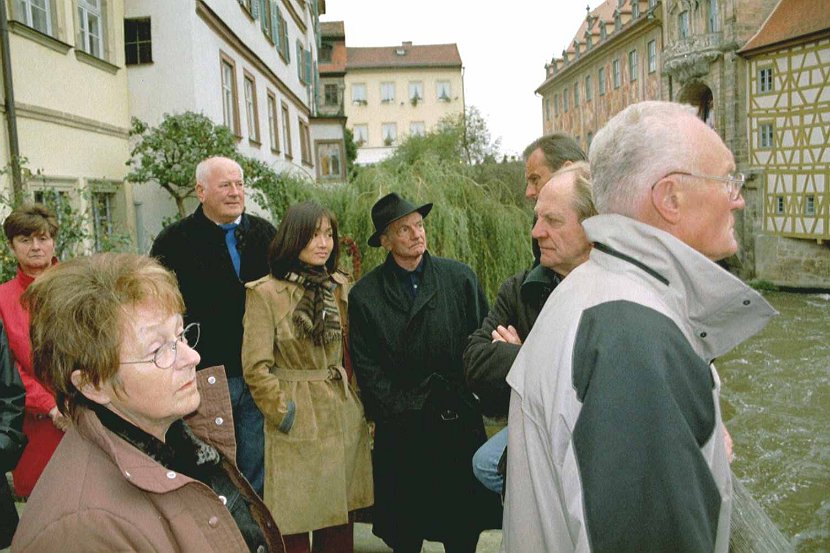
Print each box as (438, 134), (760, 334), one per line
(18, 361), (57, 415)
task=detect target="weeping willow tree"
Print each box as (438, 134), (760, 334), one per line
(249, 108), (529, 301)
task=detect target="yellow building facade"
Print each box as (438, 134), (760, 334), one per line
(1, 0), (134, 250)
(343, 41), (464, 165)
(740, 0), (830, 286)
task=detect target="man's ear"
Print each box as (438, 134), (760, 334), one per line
(195, 182), (206, 203)
(650, 176), (682, 225)
(379, 233), (391, 252)
(70, 370), (111, 406)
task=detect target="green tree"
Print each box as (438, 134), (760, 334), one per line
(126, 112), (238, 217)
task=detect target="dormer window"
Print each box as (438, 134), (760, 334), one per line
(395, 48), (406, 56)
(600, 22), (607, 40)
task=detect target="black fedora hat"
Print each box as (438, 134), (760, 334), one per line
(367, 192), (433, 247)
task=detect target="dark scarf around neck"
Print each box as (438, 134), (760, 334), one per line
(284, 264), (341, 345)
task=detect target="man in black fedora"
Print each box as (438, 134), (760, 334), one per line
(349, 192), (500, 552)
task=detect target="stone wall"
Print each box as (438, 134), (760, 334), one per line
(754, 234), (830, 289)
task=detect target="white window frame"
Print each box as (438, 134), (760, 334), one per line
(759, 122), (774, 148)
(244, 75), (259, 143)
(78, 0), (104, 58)
(19, 0), (53, 36)
(381, 123), (397, 145)
(613, 58), (621, 88)
(679, 11), (690, 39)
(648, 40), (657, 73)
(409, 121), (425, 136)
(708, 0), (720, 32)
(380, 82), (395, 103)
(267, 91), (279, 153)
(408, 81), (424, 103)
(353, 124), (368, 145)
(804, 195), (816, 216)
(758, 67), (774, 93)
(436, 80), (451, 102)
(599, 67), (606, 96)
(629, 49), (639, 82)
(351, 83), (367, 105)
(220, 56), (238, 135)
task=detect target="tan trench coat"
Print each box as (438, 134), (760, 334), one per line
(242, 272), (373, 534)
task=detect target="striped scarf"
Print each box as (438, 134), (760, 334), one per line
(285, 266), (341, 345)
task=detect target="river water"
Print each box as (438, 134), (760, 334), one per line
(718, 291), (829, 552)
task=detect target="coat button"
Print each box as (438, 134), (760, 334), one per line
(218, 495), (227, 505)
(257, 546), (266, 553)
(124, 471), (131, 479)
(166, 471), (177, 479)
(208, 376), (217, 385)
(215, 417), (224, 426)
(208, 516), (219, 527)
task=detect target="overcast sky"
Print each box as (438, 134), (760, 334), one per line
(320, 1), (606, 157)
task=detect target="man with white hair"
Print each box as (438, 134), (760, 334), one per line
(151, 156), (275, 495)
(502, 102), (776, 552)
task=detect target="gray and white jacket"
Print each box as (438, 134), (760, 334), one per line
(503, 214), (776, 553)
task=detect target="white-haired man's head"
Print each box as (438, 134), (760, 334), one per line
(589, 101), (745, 261)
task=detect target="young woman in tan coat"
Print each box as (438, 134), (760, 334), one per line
(242, 202), (373, 553)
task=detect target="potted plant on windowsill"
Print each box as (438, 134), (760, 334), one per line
(438, 93), (451, 103)
(353, 99), (367, 106)
(383, 136), (394, 146)
(410, 94), (422, 107)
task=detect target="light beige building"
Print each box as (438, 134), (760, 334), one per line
(537, 0), (664, 153)
(1, 0), (135, 251)
(343, 40), (464, 165)
(740, 0), (830, 286)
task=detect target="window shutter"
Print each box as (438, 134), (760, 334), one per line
(259, 0), (268, 32)
(305, 49), (312, 84)
(251, 0), (260, 19)
(297, 42), (303, 80)
(271, 1), (279, 45)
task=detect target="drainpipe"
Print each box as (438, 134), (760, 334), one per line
(0, 1), (22, 197)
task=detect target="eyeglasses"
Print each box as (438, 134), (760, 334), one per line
(120, 323), (200, 370)
(656, 171), (746, 201)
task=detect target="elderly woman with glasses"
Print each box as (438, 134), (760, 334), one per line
(11, 253), (285, 553)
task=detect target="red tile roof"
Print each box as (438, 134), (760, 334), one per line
(346, 42), (462, 70)
(740, 0), (830, 53)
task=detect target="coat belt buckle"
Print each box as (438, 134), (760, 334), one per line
(440, 409), (459, 421)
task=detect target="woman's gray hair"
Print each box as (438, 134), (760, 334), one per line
(589, 101), (698, 215)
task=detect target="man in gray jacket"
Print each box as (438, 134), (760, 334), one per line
(503, 101), (777, 552)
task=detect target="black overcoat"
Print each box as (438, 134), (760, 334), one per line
(150, 205), (275, 378)
(349, 251), (501, 545)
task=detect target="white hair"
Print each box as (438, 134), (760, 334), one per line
(195, 156), (243, 186)
(589, 101), (699, 215)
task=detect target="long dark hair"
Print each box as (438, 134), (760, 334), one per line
(268, 202), (340, 278)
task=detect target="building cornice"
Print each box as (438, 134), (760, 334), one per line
(0, 102), (129, 139)
(196, 0), (309, 115)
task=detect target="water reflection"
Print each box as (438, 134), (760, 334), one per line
(719, 292), (830, 552)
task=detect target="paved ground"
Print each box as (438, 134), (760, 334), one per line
(355, 523), (502, 553)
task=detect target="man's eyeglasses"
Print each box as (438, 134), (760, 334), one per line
(654, 171), (746, 201)
(121, 323), (200, 370)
